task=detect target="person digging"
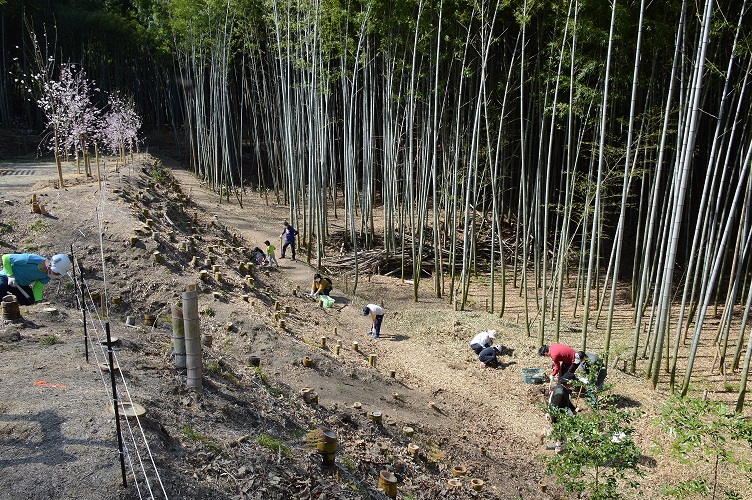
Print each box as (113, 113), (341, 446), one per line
(0, 253), (72, 305)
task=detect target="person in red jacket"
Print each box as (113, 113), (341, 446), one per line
(539, 343), (577, 381)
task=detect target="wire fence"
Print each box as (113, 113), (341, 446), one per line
(66, 164), (169, 499)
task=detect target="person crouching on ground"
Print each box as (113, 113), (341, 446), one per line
(309, 273), (332, 298)
(478, 344), (506, 369)
(0, 253), (72, 305)
(539, 343), (577, 382)
(363, 304), (385, 338)
(469, 329), (496, 355)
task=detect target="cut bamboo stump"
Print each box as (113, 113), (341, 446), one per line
(378, 470), (397, 498)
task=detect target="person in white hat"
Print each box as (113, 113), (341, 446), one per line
(0, 252), (71, 305)
(469, 329), (496, 354)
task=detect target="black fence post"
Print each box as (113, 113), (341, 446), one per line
(107, 323), (127, 487)
(71, 245), (88, 362)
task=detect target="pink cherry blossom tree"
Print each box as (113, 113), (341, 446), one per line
(98, 92), (142, 167)
(33, 64), (100, 181)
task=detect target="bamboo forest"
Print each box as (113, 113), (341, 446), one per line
(2, 0), (752, 401)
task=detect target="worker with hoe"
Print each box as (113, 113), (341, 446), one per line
(469, 329), (497, 355)
(0, 253), (72, 305)
(539, 343), (578, 382)
(279, 221), (299, 260)
(309, 273), (333, 298)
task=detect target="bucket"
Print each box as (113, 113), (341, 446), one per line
(378, 470), (397, 498)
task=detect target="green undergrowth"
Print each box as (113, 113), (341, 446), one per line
(256, 434), (292, 459)
(181, 425), (222, 453)
(39, 335), (62, 346)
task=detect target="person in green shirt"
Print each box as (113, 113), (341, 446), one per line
(264, 240), (279, 267)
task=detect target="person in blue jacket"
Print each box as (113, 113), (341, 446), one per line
(279, 221), (299, 260)
(0, 253), (72, 305)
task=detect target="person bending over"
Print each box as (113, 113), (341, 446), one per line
(539, 343), (577, 381)
(469, 329), (496, 355)
(0, 253), (72, 305)
(363, 304), (385, 338)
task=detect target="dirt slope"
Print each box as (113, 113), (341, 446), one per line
(0, 153), (747, 499)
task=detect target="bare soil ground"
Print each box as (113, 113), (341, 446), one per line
(0, 148), (750, 499)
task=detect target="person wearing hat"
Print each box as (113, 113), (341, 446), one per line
(478, 344), (507, 369)
(469, 329), (496, 354)
(539, 343), (577, 381)
(574, 351), (608, 389)
(309, 273), (333, 298)
(0, 253), (72, 305)
(363, 303), (385, 338)
(470, 330), (496, 355)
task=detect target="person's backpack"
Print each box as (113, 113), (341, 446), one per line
(325, 277), (333, 290)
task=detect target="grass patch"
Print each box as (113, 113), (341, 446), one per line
(181, 425), (222, 453)
(147, 161), (170, 183)
(22, 238), (39, 253)
(341, 455), (356, 472)
(39, 336), (62, 346)
(205, 360), (241, 385)
(256, 434), (292, 458)
(253, 366), (284, 396)
(28, 220), (49, 234)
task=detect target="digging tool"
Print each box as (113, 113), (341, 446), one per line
(9, 279), (31, 300)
